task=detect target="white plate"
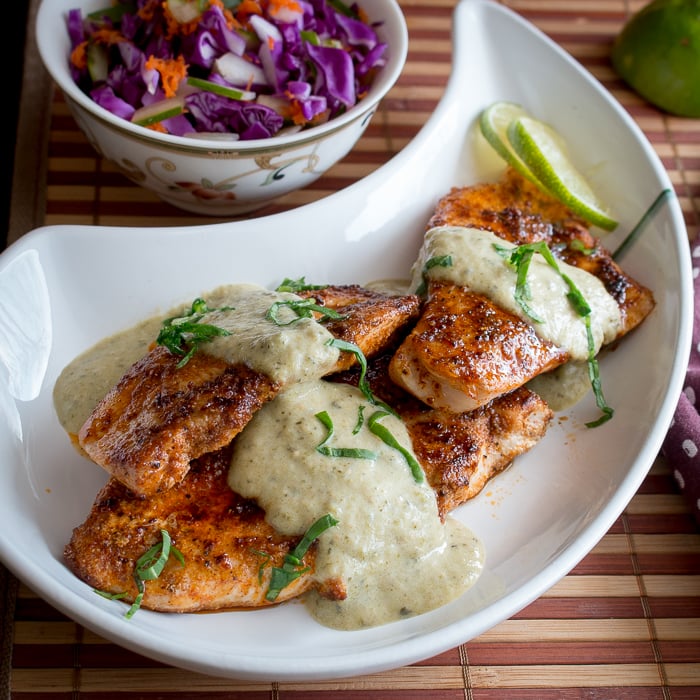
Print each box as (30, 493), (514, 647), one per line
(0, 0), (693, 682)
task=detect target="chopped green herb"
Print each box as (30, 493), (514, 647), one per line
(325, 338), (397, 416)
(94, 590), (128, 601)
(327, 0), (356, 18)
(156, 298), (233, 368)
(613, 189), (673, 261)
(352, 405), (365, 435)
(367, 410), (425, 482)
(266, 298), (346, 326)
(497, 240), (614, 427)
(415, 254), (453, 296)
(265, 514), (339, 602)
(250, 548), (271, 584)
(274, 276), (328, 293)
(569, 239), (596, 256)
(96, 529), (185, 619)
(315, 410), (377, 459)
(327, 338), (373, 402)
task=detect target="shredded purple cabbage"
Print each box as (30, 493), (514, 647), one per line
(66, 0), (388, 139)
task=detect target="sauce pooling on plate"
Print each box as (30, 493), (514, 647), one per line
(228, 380), (484, 630)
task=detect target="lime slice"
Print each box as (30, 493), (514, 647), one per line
(611, 0), (700, 118)
(506, 116), (619, 231)
(478, 101), (542, 186)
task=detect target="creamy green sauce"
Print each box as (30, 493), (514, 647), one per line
(53, 283), (340, 435)
(53, 314), (165, 436)
(228, 380), (483, 630)
(190, 284), (339, 385)
(410, 226), (621, 361)
(527, 361), (592, 411)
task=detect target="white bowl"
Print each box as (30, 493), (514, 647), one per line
(35, 0), (408, 216)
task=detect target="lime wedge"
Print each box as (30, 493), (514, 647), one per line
(506, 116), (619, 231)
(478, 101), (542, 186)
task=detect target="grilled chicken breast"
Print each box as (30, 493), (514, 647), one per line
(428, 167), (655, 337)
(388, 281), (569, 412)
(78, 347), (281, 497)
(297, 283), (421, 372)
(390, 168), (655, 412)
(64, 446), (343, 612)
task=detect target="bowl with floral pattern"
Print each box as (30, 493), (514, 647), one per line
(36, 0), (408, 216)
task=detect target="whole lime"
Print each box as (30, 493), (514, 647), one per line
(611, 0), (700, 117)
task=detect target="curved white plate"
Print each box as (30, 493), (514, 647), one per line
(0, 0), (693, 682)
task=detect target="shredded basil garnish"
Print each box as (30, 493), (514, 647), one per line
(266, 298), (346, 325)
(569, 239), (596, 256)
(325, 338), (397, 416)
(497, 240), (614, 427)
(315, 410), (377, 459)
(352, 405), (365, 435)
(415, 254), (453, 296)
(95, 529), (185, 619)
(326, 338), (373, 402)
(250, 548), (271, 583)
(156, 298), (233, 368)
(612, 189), (673, 261)
(265, 514), (339, 602)
(367, 410), (424, 482)
(275, 276), (328, 293)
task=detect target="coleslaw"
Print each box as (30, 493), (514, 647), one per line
(66, 0), (388, 139)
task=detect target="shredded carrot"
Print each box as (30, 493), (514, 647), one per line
(70, 41), (88, 70)
(357, 7), (369, 24)
(91, 28), (127, 45)
(146, 121), (169, 133)
(137, 0), (161, 22)
(285, 98), (306, 125)
(269, 0), (302, 17)
(145, 54), (189, 98)
(235, 0), (263, 23)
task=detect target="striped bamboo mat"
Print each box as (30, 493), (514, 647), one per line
(6, 0), (700, 697)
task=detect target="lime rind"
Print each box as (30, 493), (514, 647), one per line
(478, 102), (544, 187)
(506, 115), (619, 231)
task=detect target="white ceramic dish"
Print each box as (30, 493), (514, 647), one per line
(0, 0), (692, 682)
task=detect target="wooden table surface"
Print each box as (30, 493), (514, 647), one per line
(3, 1), (700, 697)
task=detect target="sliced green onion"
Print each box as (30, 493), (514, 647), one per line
(367, 410), (424, 482)
(301, 29), (320, 45)
(315, 410), (377, 459)
(266, 298), (346, 326)
(156, 298), (233, 367)
(265, 514), (339, 601)
(612, 189), (673, 261)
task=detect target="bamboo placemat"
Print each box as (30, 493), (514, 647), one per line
(6, 0), (700, 697)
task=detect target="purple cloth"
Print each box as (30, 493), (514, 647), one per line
(661, 245), (700, 526)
